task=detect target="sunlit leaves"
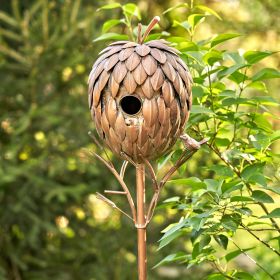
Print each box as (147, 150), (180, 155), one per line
(261, 208), (280, 218)
(210, 33), (241, 48)
(252, 68), (280, 81)
(195, 5), (222, 20)
(102, 19), (125, 33)
(244, 51), (275, 64)
(97, 3), (122, 11)
(252, 190), (274, 203)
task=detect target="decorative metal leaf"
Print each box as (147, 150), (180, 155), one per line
(161, 61), (177, 82)
(88, 59), (107, 92)
(106, 98), (117, 126)
(101, 112), (110, 136)
(162, 81), (175, 107)
(94, 45), (123, 66)
(109, 127), (121, 154)
(92, 81), (102, 107)
(147, 40), (179, 55)
(157, 97), (166, 125)
(112, 62), (127, 83)
(122, 42), (138, 48)
(141, 78), (154, 99)
(135, 44), (151, 56)
(123, 71), (137, 94)
(133, 63), (147, 85)
(170, 99), (180, 125)
(109, 40), (130, 46)
(150, 48), (167, 64)
(176, 63), (190, 88)
(166, 53), (178, 70)
(122, 137), (133, 155)
(109, 75), (119, 98)
(114, 113), (126, 141)
(125, 52), (141, 71)
(126, 125), (138, 143)
(104, 53), (119, 71)
(151, 67), (164, 91)
(119, 47), (134, 61)
(97, 70), (110, 94)
(142, 99), (158, 127)
(138, 126), (149, 146)
(173, 73), (184, 99)
(142, 55), (157, 76)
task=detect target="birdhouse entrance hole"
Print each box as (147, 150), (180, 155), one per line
(120, 95), (142, 116)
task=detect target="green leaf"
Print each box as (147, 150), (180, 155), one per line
(271, 130), (280, 142)
(93, 33), (129, 42)
(199, 235), (211, 250)
(209, 165), (234, 177)
(203, 50), (223, 66)
(252, 68), (280, 81)
(168, 177), (206, 190)
(241, 164), (264, 180)
(102, 19), (124, 33)
(225, 248), (253, 262)
(207, 274), (226, 280)
(230, 196), (253, 202)
(246, 81), (268, 92)
(160, 219), (187, 241)
(153, 252), (186, 268)
(244, 50), (275, 64)
(217, 64), (248, 79)
(214, 234), (228, 249)
(222, 97), (249, 106)
(214, 138), (230, 147)
(173, 20), (191, 31)
(191, 105), (214, 114)
(261, 208), (280, 218)
(192, 85), (206, 98)
(195, 5), (222, 20)
(204, 179), (223, 194)
(234, 272), (255, 280)
(158, 230), (183, 250)
(97, 3), (121, 11)
(236, 207), (253, 216)
(122, 3), (141, 19)
(253, 114), (273, 133)
(188, 14), (205, 29)
(221, 213), (241, 231)
(163, 3), (189, 14)
(211, 33), (241, 48)
(252, 190), (274, 203)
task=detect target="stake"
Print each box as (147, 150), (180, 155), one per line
(136, 164), (147, 280)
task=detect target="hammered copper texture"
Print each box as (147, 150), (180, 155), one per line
(88, 39), (192, 162)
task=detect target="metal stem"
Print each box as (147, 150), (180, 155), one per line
(136, 164), (147, 280)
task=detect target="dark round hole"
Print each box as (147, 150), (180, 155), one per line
(120, 95), (142, 115)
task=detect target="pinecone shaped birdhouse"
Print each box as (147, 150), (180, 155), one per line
(88, 17), (192, 162)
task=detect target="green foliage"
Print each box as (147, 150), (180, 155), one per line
(151, 3), (280, 280)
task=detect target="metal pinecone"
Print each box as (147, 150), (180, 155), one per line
(88, 39), (192, 162)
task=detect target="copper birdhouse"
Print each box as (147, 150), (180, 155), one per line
(88, 22), (192, 162)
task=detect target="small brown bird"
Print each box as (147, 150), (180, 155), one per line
(180, 134), (209, 151)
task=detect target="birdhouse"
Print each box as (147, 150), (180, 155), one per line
(88, 22), (192, 163)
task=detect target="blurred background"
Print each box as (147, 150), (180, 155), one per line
(0, 0), (279, 279)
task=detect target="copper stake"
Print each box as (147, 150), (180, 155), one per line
(136, 164), (147, 280)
